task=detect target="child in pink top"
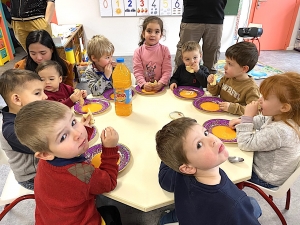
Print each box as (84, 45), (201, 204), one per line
(133, 16), (172, 92)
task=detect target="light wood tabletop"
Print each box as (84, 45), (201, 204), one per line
(74, 88), (253, 212)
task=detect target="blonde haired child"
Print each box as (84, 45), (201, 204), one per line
(133, 16), (172, 92)
(86, 35), (116, 96)
(230, 72), (300, 188)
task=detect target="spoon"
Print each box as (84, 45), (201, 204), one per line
(228, 156), (244, 163)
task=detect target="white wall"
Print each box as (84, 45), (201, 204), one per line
(55, 0), (255, 56)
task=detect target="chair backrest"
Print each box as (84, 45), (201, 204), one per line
(0, 113), (9, 165)
(260, 161), (300, 198)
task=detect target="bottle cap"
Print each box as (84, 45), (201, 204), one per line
(116, 58), (124, 63)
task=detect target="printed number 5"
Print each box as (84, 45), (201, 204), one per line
(163, 0), (168, 8)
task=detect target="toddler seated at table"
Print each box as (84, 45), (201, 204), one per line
(230, 72), (300, 188)
(207, 42), (260, 116)
(15, 100), (122, 225)
(36, 60), (87, 108)
(86, 35), (116, 96)
(156, 117), (261, 225)
(169, 41), (209, 91)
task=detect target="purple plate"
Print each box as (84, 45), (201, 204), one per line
(193, 96), (224, 112)
(74, 98), (110, 115)
(84, 143), (131, 172)
(89, 126), (98, 142)
(103, 88), (135, 101)
(203, 119), (237, 143)
(173, 86), (204, 100)
(135, 85), (165, 95)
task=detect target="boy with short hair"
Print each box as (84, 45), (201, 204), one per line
(170, 41), (209, 90)
(207, 41), (260, 115)
(36, 60), (87, 107)
(0, 69), (48, 190)
(15, 100), (122, 225)
(156, 117), (261, 225)
(86, 35), (116, 96)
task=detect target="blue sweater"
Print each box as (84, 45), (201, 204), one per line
(159, 162), (260, 225)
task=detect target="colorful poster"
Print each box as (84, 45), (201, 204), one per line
(171, 0), (182, 15)
(112, 0), (125, 16)
(99, 0), (113, 17)
(124, 0), (137, 16)
(136, 0), (149, 16)
(160, 0), (172, 16)
(149, 0), (159, 16)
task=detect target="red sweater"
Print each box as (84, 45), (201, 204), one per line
(34, 147), (119, 225)
(45, 83), (75, 108)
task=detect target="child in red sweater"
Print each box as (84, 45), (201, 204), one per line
(36, 60), (87, 107)
(15, 100), (122, 225)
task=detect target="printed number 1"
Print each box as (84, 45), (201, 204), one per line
(116, 0), (120, 7)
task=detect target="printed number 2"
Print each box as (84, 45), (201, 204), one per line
(128, 0), (132, 7)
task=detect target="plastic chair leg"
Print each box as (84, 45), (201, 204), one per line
(242, 182), (287, 225)
(0, 194), (35, 221)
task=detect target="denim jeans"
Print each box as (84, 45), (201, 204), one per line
(18, 178), (34, 190)
(249, 171), (278, 188)
(159, 209), (178, 225)
(249, 196), (262, 218)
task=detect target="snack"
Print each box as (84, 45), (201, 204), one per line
(150, 80), (158, 86)
(211, 74), (217, 85)
(83, 108), (95, 125)
(186, 66), (194, 73)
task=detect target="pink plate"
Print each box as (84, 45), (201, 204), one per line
(84, 143), (131, 172)
(173, 86), (204, 100)
(203, 119), (237, 143)
(74, 98), (110, 115)
(103, 88), (135, 101)
(193, 96), (224, 112)
(135, 85), (165, 95)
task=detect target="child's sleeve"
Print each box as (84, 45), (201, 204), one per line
(88, 146), (119, 194)
(158, 47), (172, 86)
(235, 121), (282, 152)
(169, 66), (181, 86)
(133, 48), (146, 87)
(227, 87), (260, 116)
(195, 65), (210, 88)
(207, 76), (223, 96)
(86, 68), (107, 96)
(158, 162), (176, 192)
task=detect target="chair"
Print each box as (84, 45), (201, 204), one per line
(240, 162), (300, 225)
(0, 114), (35, 221)
(237, 23), (263, 54)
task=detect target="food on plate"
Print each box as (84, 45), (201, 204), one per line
(82, 103), (103, 113)
(179, 90), (197, 98)
(91, 152), (120, 168)
(200, 102), (220, 111)
(212, 126), (236, 140)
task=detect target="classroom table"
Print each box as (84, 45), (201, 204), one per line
(74, 88), (253, 212)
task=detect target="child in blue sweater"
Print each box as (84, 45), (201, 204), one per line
(156, 117), (261, 225)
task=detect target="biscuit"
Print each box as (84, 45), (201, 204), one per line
(186, 66), (194, 73)
(211, 74), (217, 85)
(74, 89), (84, 106)
(83, 109), (95, 125)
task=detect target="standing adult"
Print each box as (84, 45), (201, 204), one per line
(10, 0), (55, 50)
(174, 0), (227, 74)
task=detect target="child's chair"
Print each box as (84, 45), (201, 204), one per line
(0, 115), (35, 221)
(240, 162), (300, 225)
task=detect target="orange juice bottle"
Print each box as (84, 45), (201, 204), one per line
(112, 58), (132, 116)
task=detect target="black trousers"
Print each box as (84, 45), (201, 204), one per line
(97, 205), (122, 225)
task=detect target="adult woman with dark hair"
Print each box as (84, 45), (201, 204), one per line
(14, 29), (75, 87)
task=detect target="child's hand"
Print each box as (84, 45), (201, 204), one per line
(170, 83), (177, 91)
(101, 127), (119, 148)
(245, 101), (259, 117)
(111, 61), (117, 67)
(144, 83), (153, 92)
(152, 82), (164, 91)
(70, 91), (82, 103)
(104, 63), (113, 79)
(191, 63), (200, 73)
(219, 102), (230, 111)
(81, 90), (87, 99)
(229, 118), (241, 129)
(207, 74), (215, 84)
